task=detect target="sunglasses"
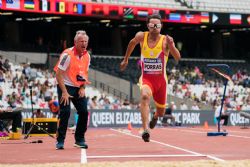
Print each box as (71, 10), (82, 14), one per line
(148, 23), (162, 29)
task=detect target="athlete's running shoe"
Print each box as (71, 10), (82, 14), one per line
(142, 130), (150, 142)
(149, 114), (158, 129)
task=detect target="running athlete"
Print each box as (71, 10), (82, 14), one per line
(120, 14), (181, 142)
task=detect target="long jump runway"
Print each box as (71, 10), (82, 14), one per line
(0, 126), (250, 164)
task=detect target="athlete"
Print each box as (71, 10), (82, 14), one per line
(120, 14), (181, 142)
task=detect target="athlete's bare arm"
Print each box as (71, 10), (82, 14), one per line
(120, 31), (144, 71)
(163, 35), (181, 62)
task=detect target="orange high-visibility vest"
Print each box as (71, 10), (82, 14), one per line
(54, 48), (90, 87)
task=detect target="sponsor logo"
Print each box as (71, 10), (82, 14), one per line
(91, 111), (142, 127)
(144, 58), (161, 63)
(150, 51), (154, 57)
(59, 53), (68, 66)
(182, 113), (200, 124)
(230, 113), (248, 126)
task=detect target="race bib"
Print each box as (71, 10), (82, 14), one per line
(143, 58), (162, 74)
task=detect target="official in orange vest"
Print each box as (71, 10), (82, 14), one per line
(120, 14), (181, 142)
(54, 30), (90, 150)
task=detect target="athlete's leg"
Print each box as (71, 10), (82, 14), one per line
(149, 107), (165, 129)
(149, 80), (167, 129)
(154, 107), (166, 118)
(140, 85), (152, 131)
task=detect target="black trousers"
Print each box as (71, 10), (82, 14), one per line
(216, 115), (229, 126)
(57, 85), (88, 143)
(0, 111), (22, 132)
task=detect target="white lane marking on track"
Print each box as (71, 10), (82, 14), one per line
(228, 134), (250, 139)
(110, 128), (225, 162)
(164, 127), (250, 139)
(87, 154), (206, 159)
(184, 127), (250, 134)
(81, 149), (87, 164)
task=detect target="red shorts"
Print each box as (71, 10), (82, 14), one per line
(141, 77), (167, 108)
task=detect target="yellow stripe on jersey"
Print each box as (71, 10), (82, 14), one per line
(155, 101), (167, 108)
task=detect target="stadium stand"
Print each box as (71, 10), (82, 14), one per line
(0, 55), (133, 111)
(90, 0), (187, 10)
(90, 0), (250, 13)
(1, 49), (250, 111)
(91, 55), (250, 85)
(89, 54), (250, 110)
(179, 0), (250, 13)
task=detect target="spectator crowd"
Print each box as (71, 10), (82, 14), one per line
(0, 56), (249, 112)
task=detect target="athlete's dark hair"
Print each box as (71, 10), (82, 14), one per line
(147, 14), (162, 23)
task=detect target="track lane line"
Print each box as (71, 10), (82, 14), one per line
(110, 128), (225, 162)
(87, 154), (206, 159)
(162, 127), (250, 139)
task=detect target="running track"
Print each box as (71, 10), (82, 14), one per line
(0, 126), (250, 164)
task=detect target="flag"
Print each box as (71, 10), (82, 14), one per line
(73, 4), (85, 14)
(184, 13), (194, 22)
(248, 16), (250, 24)
(109, 6), (118, 16)
(152, 9), (166, 19)
(230, 14), (241, 24)
(59, 2), (65, 13)
(152, 9), (159, 15)
(169, 13), (181, 21)
(123, 7), (134, 19)
(6, 0), (20, 9)
(91, 5), (104, 15)
(137, 10), (148, 18)
(24, 0), (35, 10)
(200, 12), (209, 23)
(39, 0), (50, 12)
(73, 4), (77, 13)
(56, 2), (65, 13)
(159, 10), (166, 19)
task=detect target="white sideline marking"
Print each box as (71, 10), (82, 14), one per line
(111, 128), (225, 162)
(228, 134), (250, 139)
(81, 149), (87, 164)
(164, 127), (250, 139)
(87, 154), (206, 159)
(184, 127), (250, 134)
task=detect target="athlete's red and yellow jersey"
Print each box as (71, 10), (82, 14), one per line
(140, 32), (168, 108)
